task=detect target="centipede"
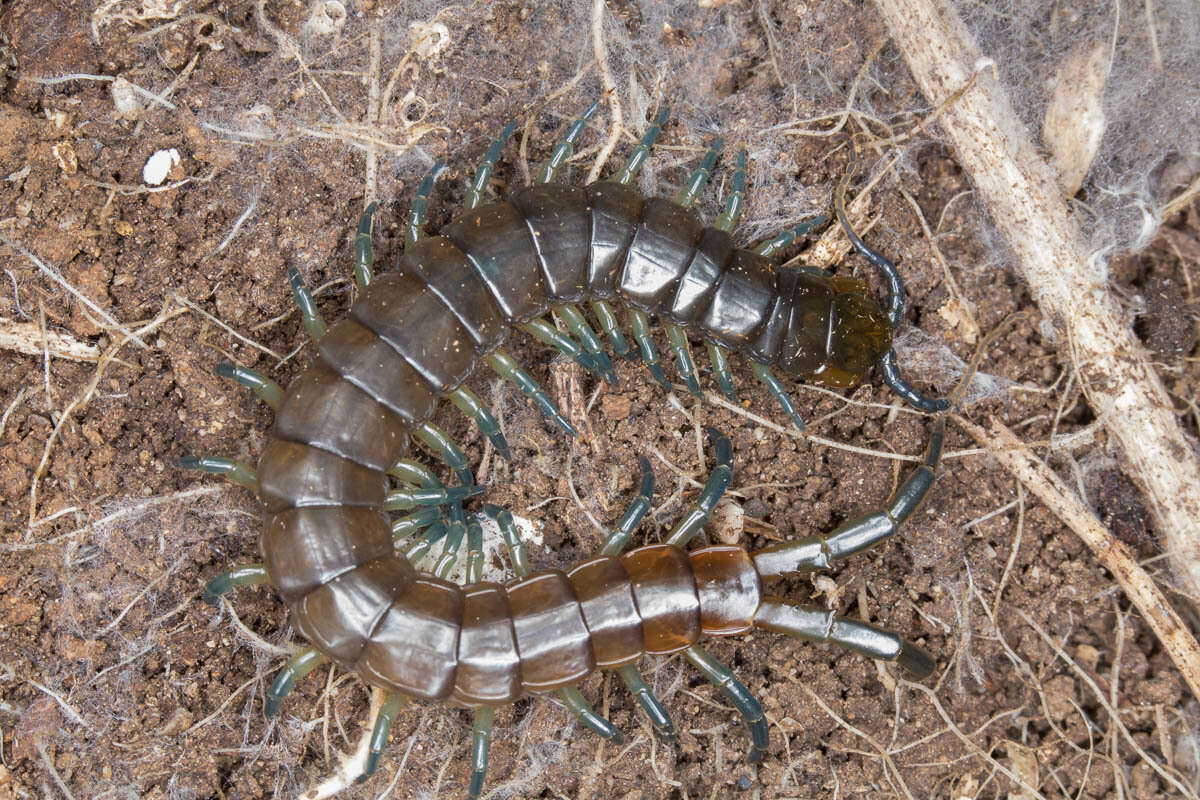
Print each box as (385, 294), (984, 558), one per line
(183, 102), (949, 798)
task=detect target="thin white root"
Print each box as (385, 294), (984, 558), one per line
(297, 686), (385, 800)
(873, 0), (1200, 598)
(961, 416), (1200, 704)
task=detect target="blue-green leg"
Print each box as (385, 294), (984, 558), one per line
(403, 519), (448, 565)
(519, 317), (598, 374)
(628, 309), (671, 390)
(673, 138), (723, 208)
(705, 343), (737, 401)
(431, 515), (468, 578)
(391, 507), (441, 544)
(486, 350), (576, 437)
(353, 202), (377, 290)
(265, 646), (328, 717)
(468, 705), (494, 799)
(178, 455), (257, 490)
(590, 300), (632, 359)
(536, 100), (601, 184)
(203, 563), (268, 605)
(599, 457), (655, 556)
(750, 361), (806, 430)
(753, 214), (829, 258)
(214, 362), (283, 410)
(664, 428), (732, 547)
(558, 684), (624, 744)
(466, 121), (517, 211)
(287, 266), (327, 341)
(616, 107), (670, 185)
(384, 483), (484, 511)
(663, 322), (702, 397)
(449, 385), (511, 460)
(554, 303), (616, 384)
(683, 644), (768, 763)
(360, 691), (407, 780)
(412, 421), (474, 486)
(405, 160), (445, 247)
(481, 504), (531, 577)
(616, 663), (675, 740)
(713, 148), (747, 233)
(464, 515), (484, 585)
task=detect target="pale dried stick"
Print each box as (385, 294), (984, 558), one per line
(959, 416), (1200, 704)
(873, 0), (1200, 597)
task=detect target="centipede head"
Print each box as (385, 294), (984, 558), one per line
(777, 274), (892, 388)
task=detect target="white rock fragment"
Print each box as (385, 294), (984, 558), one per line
(111, 77), (142, 120)
(142, 148), (181, 186)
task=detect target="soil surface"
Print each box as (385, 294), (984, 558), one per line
(1, 2), (1198, 800)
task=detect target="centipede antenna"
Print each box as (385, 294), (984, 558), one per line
(413, 421), (474, 486)
(834, 149), (903, 327)
(714, 148), (747, 232)
(590, 300), (632, 358)
(404, 520), (448, 564)
(486, 350), (577, 437)
(665, 429), (732, 547)
(203, 563), (268, 605)
(617, 664), (676, 740)
(683, 645), (768, 763)
(663, 322), (703, 397)
(265, 647), (328, 717)
(391, 507), (441, 543)
(705, 343), (737, 401)
(287, 266), (327, 341)
(405, 159), (445, 247)
(617, 107), (670, 185)
(752, 415), (945, 578)
(360, 691), (407, 780)
(466, 121), (517, 211)
(465, 516), (485, 584)
(749, 362), (806, 430)
(599, 458), (655, 556)
(554, 304), (617, 384)
(214, 362), (284, 410)
(537, 100), (601, 184)
(628, 309), (671, 390)
(353, 202), (377, 290)
(384, 483), (484, 511)
(519, 318), (599, 374)
(448, 386), (512, 460)
(467, 705), (495, 799)
(482, 504), (531, 577)
(558, 685), (624, 744)
(753, 599), (936, 679)
(753, 213), (829, 258)
(178, 454), (258, 490)
(878, 350), (950, 412)
(674, 137), (723, 208)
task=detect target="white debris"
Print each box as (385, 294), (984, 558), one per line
(142, 148), (180, 186)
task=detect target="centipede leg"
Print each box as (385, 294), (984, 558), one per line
(412, 421), (474, 486)
(754, 599), (935, 678)
(683, 644), (769, 763)
(617, 663), (676, 740)
(287, 266), (327, 341)
(673, 137), (723, 208)
(554, 303), (616, 384)
(203, 563), (268, 605)
(405, 159), (445, 247)
(265, 647), (328, 717)
(486, 350), (576, 437)
(558, 685), (624, 744)
(663, 322), (703, 397)
(713, 148), (747, 233)
(464, 515), (485, 584)
(482, 504), (531, 577)
(590, 300), (632, 359)
(466, 121), (518, 211)
(749, 361), (807, 430)
(599, 457), (655, 556)
(753, 417), (944, 577)
(467, 705), (495, 799)
(403, 519), (448, 564)
(536, 100), (601, 184)
(178, 455), (258, 490)
(353, 202), (378, 290)
(391, 507), (441, 543)
(430, 514), (468, 577)
(628, 309), (671, 390)
(214, 362), (283, 410)
(385, 483), (484, 511)
(665, 428), (732, 547)
(616, 107), (670, 185)
(519, 317), (599, 374)
(752, 214), (829, 258)
(705, 343), (737, 401)
(448, 386), (511, 460)
(360, 691), (407, 780)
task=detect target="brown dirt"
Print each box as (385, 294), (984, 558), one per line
(1, 2), (1198, 799)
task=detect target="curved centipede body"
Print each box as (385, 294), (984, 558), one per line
(186, 104), (948, 798)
